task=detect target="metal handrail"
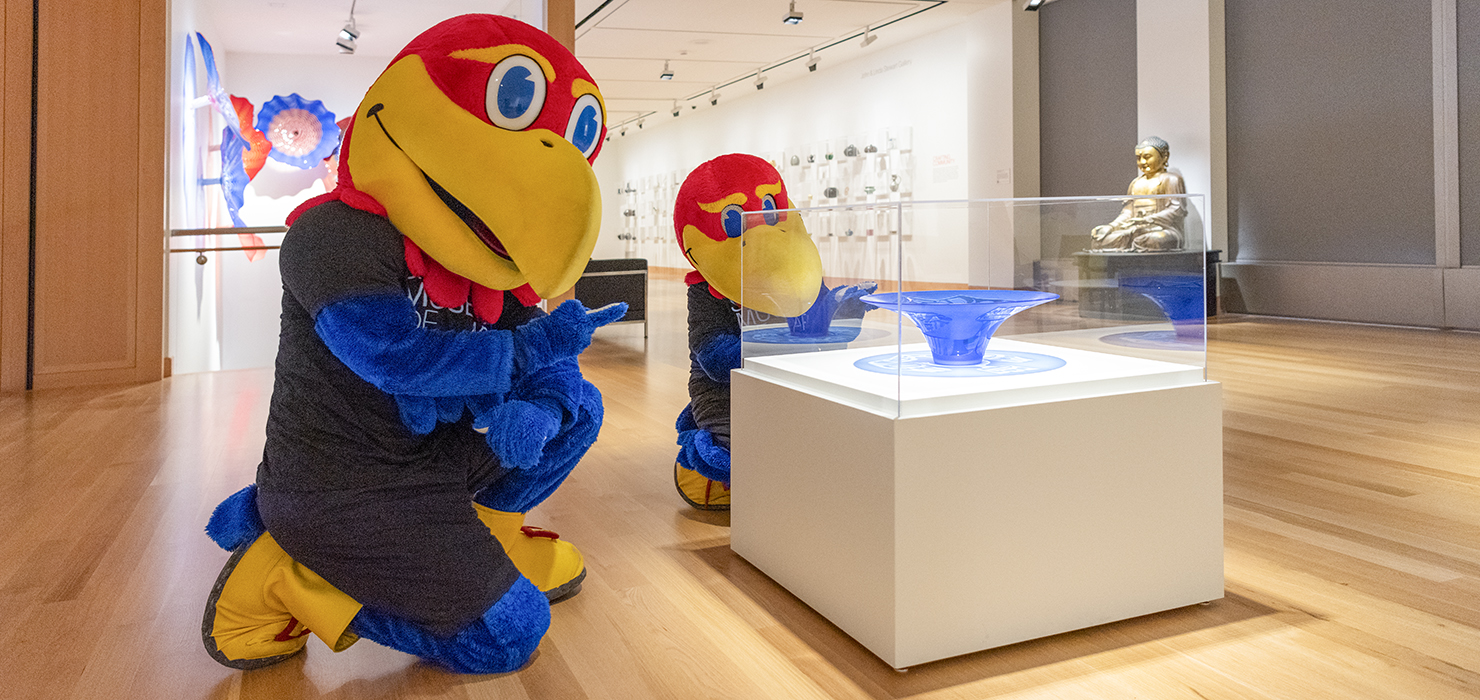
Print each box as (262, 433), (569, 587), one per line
(172, 245), (281, 254)
(170, 227), (287, 262)
(170, 226), (287, 237)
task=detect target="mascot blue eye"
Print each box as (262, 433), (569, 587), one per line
(498, 67), (535, 117)
(721, 204), (745, 238)
(565, 93), (604, 159)
(761, 195), (778, 226)
(486, 55), (546, 131)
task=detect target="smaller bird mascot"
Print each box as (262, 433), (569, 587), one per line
(200, 15), (624, 674)
(670, 154), (825, 510)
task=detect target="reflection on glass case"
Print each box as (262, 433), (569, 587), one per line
(729, 196), (1223, 669)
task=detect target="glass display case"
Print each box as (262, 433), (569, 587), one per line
(728, 196), (1224, 669)
(733, 195), (1211, 418)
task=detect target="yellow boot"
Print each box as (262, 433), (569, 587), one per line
(674, 462), (730, 511)
(202, 532), (363, 669)
(473, 504), (586, 602)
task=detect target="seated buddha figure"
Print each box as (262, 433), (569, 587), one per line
(1090, 136), (1186, 252)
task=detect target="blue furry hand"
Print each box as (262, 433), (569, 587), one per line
(512, 300), (628, 374)
(479, 400), (563, 469)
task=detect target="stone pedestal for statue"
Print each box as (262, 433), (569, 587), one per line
(1073, 250), (1221, 321)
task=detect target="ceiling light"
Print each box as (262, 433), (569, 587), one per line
(1024, 0), (1051, 9)
(671, 101), (681, 117)
(336, 20), (358, 53)
(709, 88), (719, 106)
(860, 26), (876, 48)
(783, 1), (803, 25)
(637, 118), (645, 129)
(659, 60), (673, 80)
(336, 0), (359, 54)
(754, 71), (767, 90)
(806, 48), (819, 72)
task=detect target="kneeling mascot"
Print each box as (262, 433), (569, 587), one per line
(201, 14), (624, 673)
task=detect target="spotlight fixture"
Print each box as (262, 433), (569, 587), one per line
(805, 48), (819, 72)
(709, 88), (719, 106)
(671, 101), (681, 118)
(754, 71), (767, 90)
(336, 0), (359, 54)
(659, 59), (674, 81)
(637, 118), (645, 129)
(783, 0), (803, 25)
(620, 127), (627, 136)
(860, 26), (877, 48)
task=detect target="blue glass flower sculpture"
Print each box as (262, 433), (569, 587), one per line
(1117, 275), (1204, 338)
(862, 290), (1058, 366)
(786, 282), (878, 338)
(219, 128), (251, 228)
(254, 94), (340, 169)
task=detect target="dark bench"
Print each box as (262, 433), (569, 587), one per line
(572, 258), (648, 337)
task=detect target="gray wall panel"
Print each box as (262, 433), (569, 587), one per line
(1222, 262), (1444, 327)
(1038, 0), (1137, 198)
(1461, 0), (1480, 266)
(1226, 0), (1434, 265)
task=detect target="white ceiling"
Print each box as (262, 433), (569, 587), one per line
(206, 0), (1000, 129)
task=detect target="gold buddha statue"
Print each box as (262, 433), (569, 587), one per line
(1090, 136), (1186, 252)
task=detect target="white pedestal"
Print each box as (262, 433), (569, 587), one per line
(730, 340), (1223, 668)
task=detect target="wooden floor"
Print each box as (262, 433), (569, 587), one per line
(3, 271), (1480, 699)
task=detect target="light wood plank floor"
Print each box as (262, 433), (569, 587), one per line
(3, 271), (1479, 699)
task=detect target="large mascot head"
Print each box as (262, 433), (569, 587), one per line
(674, 154), (821, 317)
(335, 14), (605, 300)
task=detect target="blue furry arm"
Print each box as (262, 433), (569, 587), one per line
(314, 293), (515, 397)
(694, 334), (740, 383)
(511, 300), (627, 375)
(687, 283), (741, 383)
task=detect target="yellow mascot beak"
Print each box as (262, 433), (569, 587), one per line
(348, 56), (600, 298)
(684, 213), (822, 318)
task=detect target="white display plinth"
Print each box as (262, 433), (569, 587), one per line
(730, 340), (1223, 669)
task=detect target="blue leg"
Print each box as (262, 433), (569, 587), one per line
(350, 577), (550, 674)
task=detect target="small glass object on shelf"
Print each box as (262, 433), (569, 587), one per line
(862, 290), (1059, 366)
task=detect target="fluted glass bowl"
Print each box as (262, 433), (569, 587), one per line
(861, 290), (1059, 366)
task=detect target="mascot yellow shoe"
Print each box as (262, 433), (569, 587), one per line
(674, 461), (730, 511)
(203, 531), (361, 669)
(474, 504), (585, 602)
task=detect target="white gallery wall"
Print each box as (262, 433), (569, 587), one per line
(168, 0), (225, 374)
(591, 2), (1034, 288)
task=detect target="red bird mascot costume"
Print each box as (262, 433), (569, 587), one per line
(199, 15), (623, 674)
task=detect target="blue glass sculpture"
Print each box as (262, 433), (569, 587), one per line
(1117, 275), (1204, 338)
(862, 290), (1059, 366)
(786, 282), (878, 338)
(254, 94), (341, 169)
(219, 128), (251, 228)
(195, 33), (241, 138)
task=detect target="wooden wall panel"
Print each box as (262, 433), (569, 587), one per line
(24, 0), (165, 389)
(1, 0), (32, 392)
